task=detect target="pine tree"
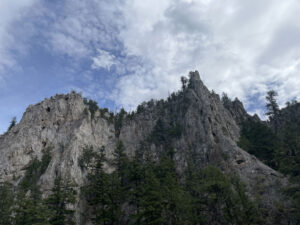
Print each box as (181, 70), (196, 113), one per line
(237, 120), (279, 168)
(0, 182), (14, 225)
(137, 164), (164, 225)
(184, 160), (206, 225)
(14, 187), (51, 225)
(221, 92), (232, 109)
(155, 151), (191, 225)
(84, 147), (115, 224)
(181, 76), (188, 90)
(7, 116), (16, 131)
(127, 155), (145, 225)
(81, 146), (123, 224)
(112, 141), (130, 187)
(265, 90), (280, 130)
(45, 176), (76, 225)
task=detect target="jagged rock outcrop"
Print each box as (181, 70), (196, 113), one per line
(222, 96), (261, 125)
(0, 71), (287, 224)
(0, 93), (116, 223)
(119, 72), (284, 204)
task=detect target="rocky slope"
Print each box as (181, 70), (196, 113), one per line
(0, 71), (287, 224)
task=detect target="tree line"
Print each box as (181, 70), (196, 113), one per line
(78, 142), (264, 225)
(230, 90), (300, 223)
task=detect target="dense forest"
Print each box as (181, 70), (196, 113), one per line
(0, 81), (299, 224)
(225, 91), (300, 224)
(0, 143), (265, 225)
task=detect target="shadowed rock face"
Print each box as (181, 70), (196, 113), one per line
(0, 71), (286, 224)
(119, 71), (284, 205)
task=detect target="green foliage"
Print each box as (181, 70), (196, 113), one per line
(185, 164), (263, 225)
(45, 176), (77, 225)
(78, 145), (99, 169)
(265, 90), (279, 119)
(83, 98), (99, 119)
(114, 108), (126, 138)
(237, 92), (300, 224)
(14, 193), (51, 225)
(239, 91), (300, 178)
(0, 182), (14, 225)
(136, 164), (164, 225)
(276, 122), (300, 177)
(0, 147), (78, 225)
(15, 175), (76, 225)
(41, 148), (52, 174)
(238, 120), (278, 168)
(13, 149), (59, 225)
(20, 149), (52, 192)
(20, 158), (43, 191)
(221, 92), (232, 109)
(181, 76), (188, 90)
(150, 119), (182, 147)
(83, 97), (116, 123)
(80, 145), (124, 224)
(7, 116), (17, 132)
(112, 141), (130, 184)
(79, 142), (263, 225)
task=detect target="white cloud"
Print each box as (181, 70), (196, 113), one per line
(92, 49), (120, 71)
(0, 0), (38, 82)
(47, 0), (123, 58)
(19, 0), (300, 114)
(110, 0), (300, 111)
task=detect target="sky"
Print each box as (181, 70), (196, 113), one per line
(1, 0), (300, 134)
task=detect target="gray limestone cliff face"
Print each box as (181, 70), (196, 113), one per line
(0, 72), (286, 224)
(0, 92), (116, 223)
(0, 93), (116, 185)
(119, 71), (284, 206)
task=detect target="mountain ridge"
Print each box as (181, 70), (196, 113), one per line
(0, 71), (296, 225)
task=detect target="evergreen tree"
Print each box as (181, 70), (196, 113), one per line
(7, 116), (16, 131)
(14, 192), (50, 225)
(155, 151), (191, 224)
(112, 141), (130, 187)
(265, 90), (279, 122)
(229, 175), (263, 225)
(221, 92), (232, 109)
(81, 146), (123, 224)
(238, 120), (279, 168)
(45, 176), (76, 225)
(127, 154), (145, 225)
(276, 123), (300, 177)
(137, 163), (164, 225)
(0, 182), (14, 225)
(184, 160), (206, 225)
(181, 76), (188, 90)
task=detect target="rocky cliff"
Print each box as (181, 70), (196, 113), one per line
(0, 71), (287, 224)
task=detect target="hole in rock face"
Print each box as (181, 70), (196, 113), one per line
(46, 107), (51, 112)
(42, 126), (46, 130)
(236, 159), (245, 164)
(42, 141), (47, 147)
(65, 97), (69, 101)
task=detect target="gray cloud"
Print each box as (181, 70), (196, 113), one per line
(2, 0), (300, 119)
(112, 0), (300, 116)
(0, 0), (39, 81)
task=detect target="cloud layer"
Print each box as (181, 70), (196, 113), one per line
(1, 0), (300, 133)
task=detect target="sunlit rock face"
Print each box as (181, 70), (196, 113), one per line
(0, 71), (285, 224)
